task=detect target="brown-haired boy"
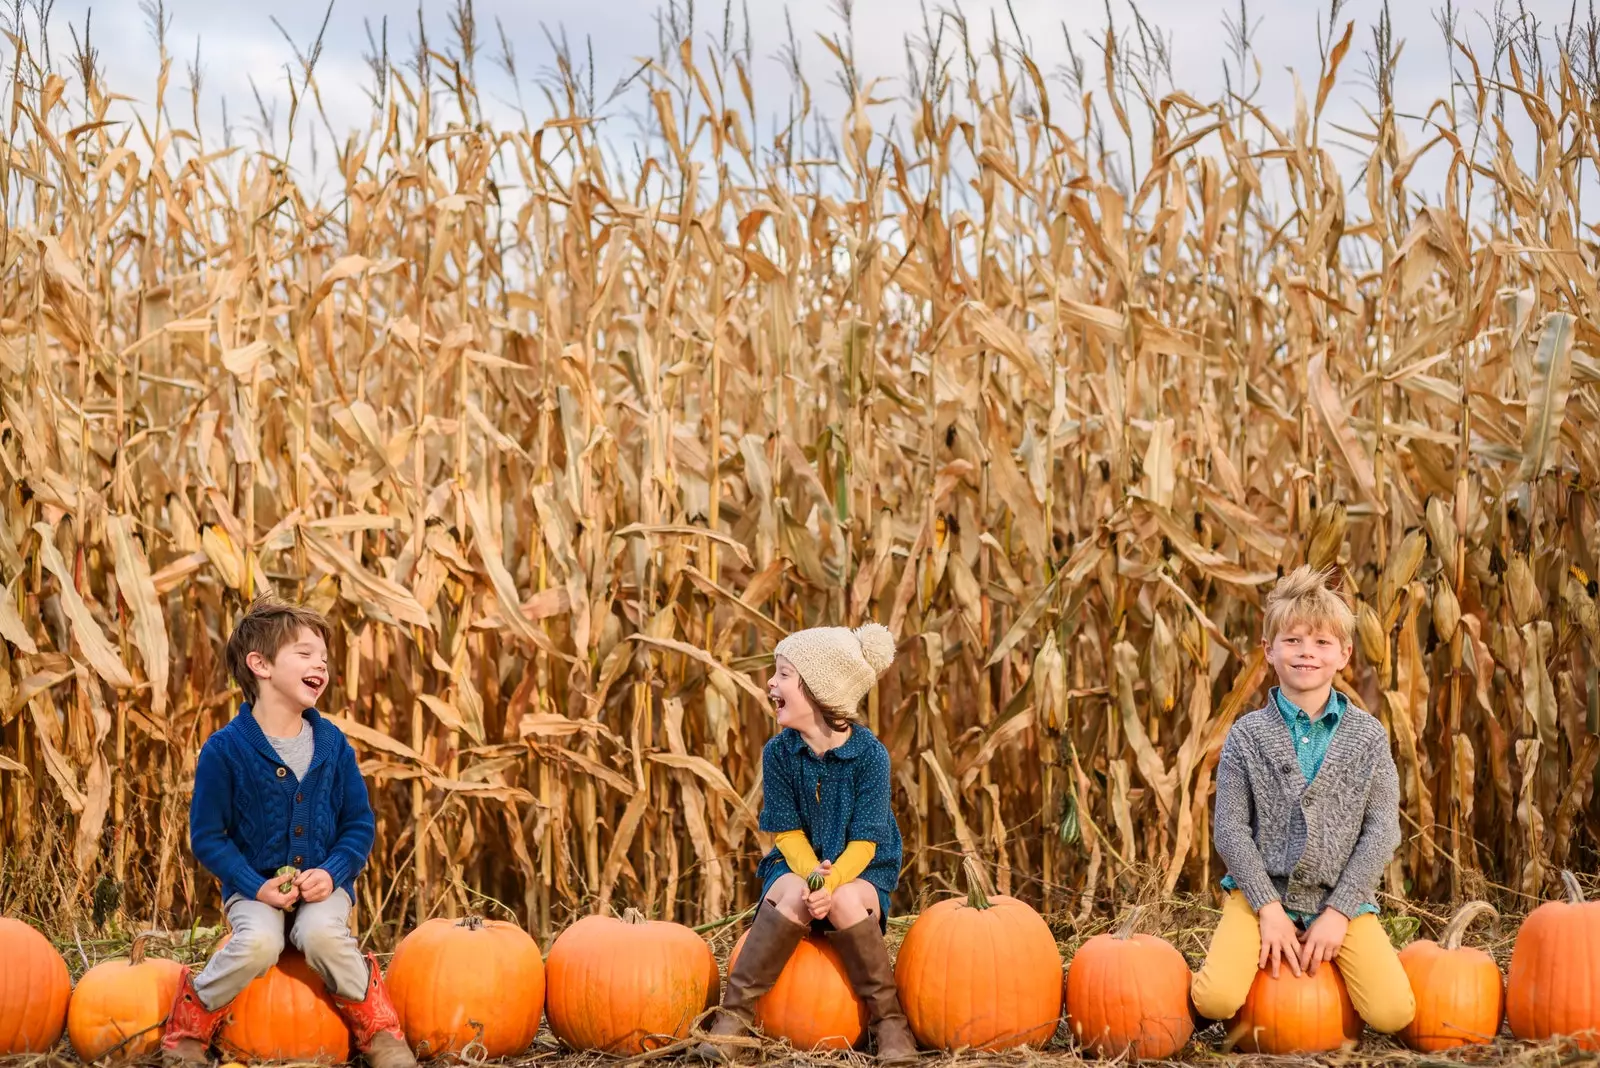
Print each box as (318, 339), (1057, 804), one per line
(1191, 566), (1416, 1039)
(161, 598), (415, 1068)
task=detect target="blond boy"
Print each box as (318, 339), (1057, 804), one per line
(1191, 566), (1415, 1037)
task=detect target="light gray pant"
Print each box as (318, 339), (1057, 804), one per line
(194, 889), (369, 1010)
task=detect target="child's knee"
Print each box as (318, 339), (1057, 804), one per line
(1190, 964), (1252, 1021)
(297, 921), (354, 965)
(234, 928), (286, 972)
(765, 876), (810, 922)
(1355, 981), (1415, 1034)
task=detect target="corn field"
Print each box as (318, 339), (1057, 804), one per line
(0, 1), (1597, 943)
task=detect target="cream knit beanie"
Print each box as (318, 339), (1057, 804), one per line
(774, 623), (897, 718)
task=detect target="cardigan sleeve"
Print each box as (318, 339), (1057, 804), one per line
(1212, 731), (1280, 912)
(758, 740), (803, 834)
(318, 737), (376, 889)
(1325, 732), (1402, 918)
(190, 739), (271, 898)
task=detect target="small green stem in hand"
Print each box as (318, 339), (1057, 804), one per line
(277, 865), (299, 911)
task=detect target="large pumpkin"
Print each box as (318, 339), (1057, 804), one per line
(728, 931), (865, 1051)
(545, 908), (719, 1054)
(1066, 907), (1192, 1059)
(0, 917), (71, 1054)
(216, 950), (350, 1063)
(1507, 870), (1600, 1049)
(894, 858), (1063, 1051)
(67, 934), (185, 1063)
(1399, 901), (1503, 1051)
(387, 915), (544, 1058)
(1224, 962), (1359, 1054)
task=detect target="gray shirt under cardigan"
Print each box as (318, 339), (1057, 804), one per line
(1212, 699), (1401, 919)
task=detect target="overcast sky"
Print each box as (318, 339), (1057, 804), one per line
(29, 0), (1587, 212)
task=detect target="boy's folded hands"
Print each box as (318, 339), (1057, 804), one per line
(1257, 900), (1303, 978)
(256, 874), (301, 910)
(294, 867), (336, 903)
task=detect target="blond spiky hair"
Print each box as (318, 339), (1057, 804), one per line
(1262, 565), (1355, 645)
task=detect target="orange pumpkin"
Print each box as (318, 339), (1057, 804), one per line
(1224, 961), (1359, 1054)
(1507, 870), (1600, 1049)
(216, 950), (350, 1063)
(1399, 901), (1503, 1051)
(894, 859), (1063, 1051)
(387, 915), (544, 1058)
(67, 934), (185, 1063)
(545, 908), (719, 1054)
(0, 917), (71, 1054)
(728, 931), (865, 1050)
(1066, 907), (1192, 1059)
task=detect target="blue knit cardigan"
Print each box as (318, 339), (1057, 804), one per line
(189, 705), (375, 904)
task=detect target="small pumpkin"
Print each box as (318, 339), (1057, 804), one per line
(216, 950), (349, 1064)
(0, 917), (71, 1054)
(894, 858), (1063, 1051)
(67, 933), (185, 1063)
(1507, 870), (1600, 1049)
(1225, 961), (1359, 1055)
(1066, 906), (1192, 1059)
(545, 908), (719, 1054)
(1399, 901), (1503, 1051)
(387, 915), (545, 1058)
(728, 931), (865, 1050)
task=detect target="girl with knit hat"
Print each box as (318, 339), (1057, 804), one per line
(695, 622), (915, 1063)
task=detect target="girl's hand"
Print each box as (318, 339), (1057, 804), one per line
(806, 885), (833, 920)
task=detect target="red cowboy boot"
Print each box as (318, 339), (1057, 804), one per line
(330, 952), (417, 1068)
(160, 967), (231, 1068)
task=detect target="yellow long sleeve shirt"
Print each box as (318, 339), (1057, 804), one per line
(774, 831), (877, 893)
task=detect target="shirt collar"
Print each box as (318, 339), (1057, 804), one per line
(1272, 686), (1345, 727)
(782, 724), (871, 760)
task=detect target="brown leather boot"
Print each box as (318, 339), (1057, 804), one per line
(160, 967), (230, 1068)
(330, 953), (417, 1068)
(692, 905), (810, 1062)
(827, 916), (919, 1063)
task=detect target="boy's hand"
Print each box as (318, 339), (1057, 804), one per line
(1297, 908), (1349, 975)
(256, 874), (301, 911)
(1257, 901), (1303, 978)
(294, 868), (335, 904)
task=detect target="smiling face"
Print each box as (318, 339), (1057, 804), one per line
(247, 626), (330, 713)
(1264, 621), (1352, 702)
(768, 654), (822, 731)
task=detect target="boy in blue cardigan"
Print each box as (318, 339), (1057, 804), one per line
(162, 598), (414, 1068)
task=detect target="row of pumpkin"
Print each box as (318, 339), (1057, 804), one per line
(2, 868), (1596, 1062)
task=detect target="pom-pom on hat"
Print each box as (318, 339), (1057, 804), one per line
(774, 623), (897, 718)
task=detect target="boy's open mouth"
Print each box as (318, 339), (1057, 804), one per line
(303, 676), (326, 693)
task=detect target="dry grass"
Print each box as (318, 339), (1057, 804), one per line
(0, 0), (1597, 949)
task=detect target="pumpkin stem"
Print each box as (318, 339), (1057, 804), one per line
(1559, 869), (1585, 905)
(622, 907), (647, 925)
(459, 915), (486, 931)
(961, 855), (993, 910)
(129, 931), (153, 966)
(1114, 905), (1144, 940)
(1439, 902), (1497, 950)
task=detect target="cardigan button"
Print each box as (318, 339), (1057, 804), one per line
(294, 826), (304, 836)
(294, 855), (303, 865)
(276, 767), (287, 778)
(295, 794), (303, 803)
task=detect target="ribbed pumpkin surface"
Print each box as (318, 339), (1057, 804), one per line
(1507, 872), (1600, 1049)
(1066, 927), (1192, 1059)
(387, 916), (544, 1058)
(894, 872), (1062, 1051)
(217, 950), (349, 1063)
(67, 944), (184, 1063)
(728, 932), (865, 1051)
(545, 911), (718, 1053)
(1399, 902), (1503, 1052)
(0, 918), (71, 1055)
(1225, 963), (1359, 1055)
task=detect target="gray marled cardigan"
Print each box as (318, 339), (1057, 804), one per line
(1213, 700), (1401, 918)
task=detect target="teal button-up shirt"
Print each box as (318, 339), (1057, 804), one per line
(1221, 687), (1378, 924)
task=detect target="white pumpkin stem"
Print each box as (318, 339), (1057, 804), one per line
(459, 915), (486, 931)
(1114, 906), (1144, 940)
(1559, 869), (1585, 904)
(1439, 902), (1497, 950)
(622, 907), (648, 925)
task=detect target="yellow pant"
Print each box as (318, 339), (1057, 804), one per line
(1191, 891), (1416, 1034)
